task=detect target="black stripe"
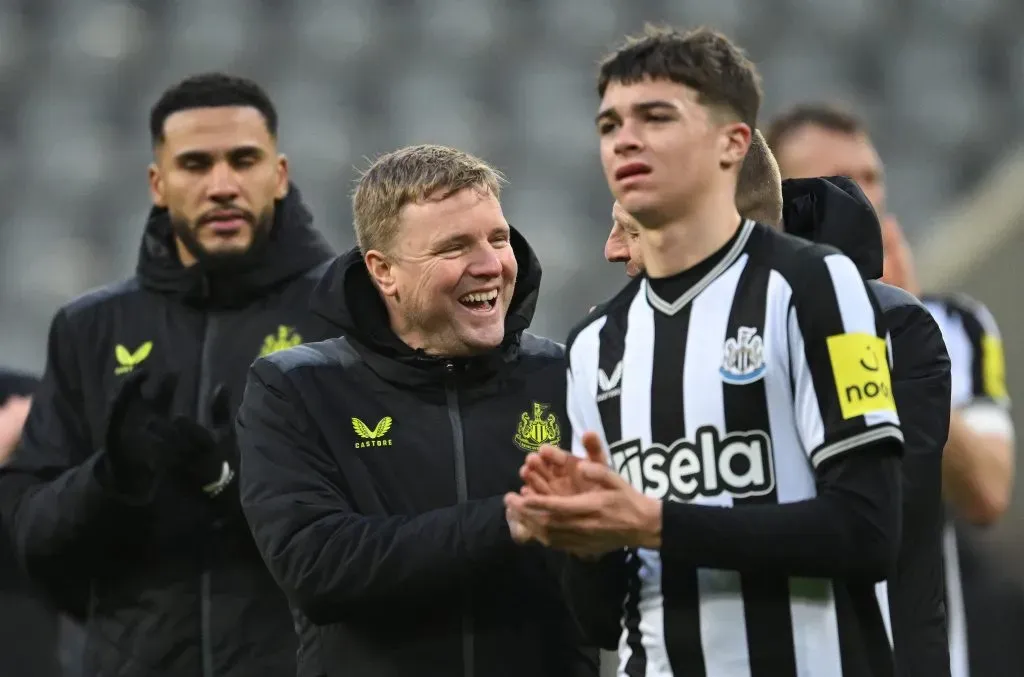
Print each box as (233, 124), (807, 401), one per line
(951, 303), (988, 400)
(723, 262), (798, 677)
(622, 553), (647, 677)
(653, 305), (707, 677)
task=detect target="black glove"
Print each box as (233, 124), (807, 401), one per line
(102, 371), (200, 498)
(170, 384), (239, 504)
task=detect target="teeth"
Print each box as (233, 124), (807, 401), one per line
(460, 290), (498, 303)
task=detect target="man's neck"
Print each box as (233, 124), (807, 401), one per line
(640, 196), (743, 278)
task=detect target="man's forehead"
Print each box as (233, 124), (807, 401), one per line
(399, 188), (508, 241)
(161, 106), (272, 151)
(598, 78), (697, 114)
(779, 125), (881, 176)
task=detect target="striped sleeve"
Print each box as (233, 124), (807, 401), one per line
(787, 252), (904, 470)
(954, 297), (1010, 406)
(944, 295), (1014, 439)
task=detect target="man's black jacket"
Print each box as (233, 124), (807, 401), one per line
(0, 185), (338, 677)
(0, 369), (63, 677)
(236, 231), (599, 677)
(783, 176), (953, 677)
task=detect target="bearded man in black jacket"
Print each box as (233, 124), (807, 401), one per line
(236, 144), (599, 677)
(0, 73), (339, 677)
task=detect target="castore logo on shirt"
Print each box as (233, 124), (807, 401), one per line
(113, 341), (153, 375)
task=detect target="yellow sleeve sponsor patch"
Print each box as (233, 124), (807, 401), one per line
(981, 334), (1008, 400)
(826, 333), (897, 420)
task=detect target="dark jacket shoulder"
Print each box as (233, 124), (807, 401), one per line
(869, 280), (925, 313)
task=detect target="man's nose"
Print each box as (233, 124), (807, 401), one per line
(612, 122), (642, 156)
(605, 226), (630, 263)
(207, 162), (241, 201)
(467, 243), (504, 276)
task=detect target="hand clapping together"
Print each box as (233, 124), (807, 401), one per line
(505, 431), (663, 556)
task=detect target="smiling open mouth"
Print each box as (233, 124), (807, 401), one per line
(459, 290), (498, 311)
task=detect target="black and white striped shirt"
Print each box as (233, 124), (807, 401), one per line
(922, 293), (1014, 677)
(566, 220), (904, 677)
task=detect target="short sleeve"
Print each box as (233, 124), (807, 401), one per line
(788, 253), (904, 470)
(950, 296), (1013, 439)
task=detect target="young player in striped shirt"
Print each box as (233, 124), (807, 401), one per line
(506, 26), (904, 677)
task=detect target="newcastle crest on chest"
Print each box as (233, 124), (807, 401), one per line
(720, 326), (766, 385)
(514, 402), (562, 453)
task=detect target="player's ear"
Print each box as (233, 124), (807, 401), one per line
(720, 122), (752, 170)
(148, 162), (167, 208)
(274, 153), (289, 200)
(365, 250), (397, 298)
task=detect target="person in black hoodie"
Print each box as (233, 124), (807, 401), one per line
(0, 73), (338, 677)
(782, 175), (952, 677)
(593, 133), (951, 677)
(236, 144), (599, 677)
(0, 368), (65, 677)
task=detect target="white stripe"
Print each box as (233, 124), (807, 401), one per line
(567, 316), (608, 459)
(926, 302), (975, 408)
(787, 307), (825, 458)
(944, 525), (970, 677)
(685, 256), (752, 677)
(875, 581), (893, 647)
(811, 425), (904, 469)
(766, 273), (817, 505)
(824, 254), (878, 334)
(791, 580), (843, 677)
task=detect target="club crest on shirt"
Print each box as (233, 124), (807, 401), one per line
(720, 326), (766, 385)
(514, 402), (561, 453)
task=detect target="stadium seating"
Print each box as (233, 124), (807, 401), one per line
(2, 0), (1023, 367)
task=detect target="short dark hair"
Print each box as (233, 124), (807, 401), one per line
(764, 102), (865, 155)
(149, 72), (278, 145)
(597, 25), (762, 129)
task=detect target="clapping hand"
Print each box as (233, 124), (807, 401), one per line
(171, 384), (238, 500)
(105, 373), (236, 501)
(505, 432), (663, 557)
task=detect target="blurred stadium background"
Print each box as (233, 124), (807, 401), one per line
(2, 0), (1024, 597)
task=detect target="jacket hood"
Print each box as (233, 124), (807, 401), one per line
(309, 226), (543, 382)
(781, 176), (884, 279)
(136, 183), (335, 308)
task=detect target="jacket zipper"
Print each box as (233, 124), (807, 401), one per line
(444, 363), (474, 677)
(196, 312), (219, 677)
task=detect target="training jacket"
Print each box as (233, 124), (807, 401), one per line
(0, 185), (338, 677)
(783, 176), (953, 677)
(0, 369), (64, 677)
(237, 230), (599, 677)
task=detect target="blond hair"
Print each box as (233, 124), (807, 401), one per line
(736, 129), (783, 227)
(352, 144), (506, 254)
